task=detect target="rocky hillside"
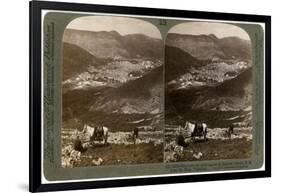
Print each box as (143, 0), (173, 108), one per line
(166, 67), (253, 112)
(89, 66), (164, 114)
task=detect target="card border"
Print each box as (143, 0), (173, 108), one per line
(29, 1), (271, 192)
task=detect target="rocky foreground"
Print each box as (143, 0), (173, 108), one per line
(164, 126), (252, 162)
(61, 129), (163, 168)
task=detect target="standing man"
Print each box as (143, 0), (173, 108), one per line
(74, 135), (87, 153)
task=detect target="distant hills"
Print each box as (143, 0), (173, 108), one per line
(166, 33), (251, 60)
(62, 29), (253, 124)
(62, 29), (165, 120)
(165, 34), (252, 112)
(63, 29), (163, 60)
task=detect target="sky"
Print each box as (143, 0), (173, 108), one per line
(66, 16), (162, 39)
(168, 22), (250, 40)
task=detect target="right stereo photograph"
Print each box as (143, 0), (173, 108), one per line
(164, 21), (254, 163)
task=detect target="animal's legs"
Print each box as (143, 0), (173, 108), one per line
(191, 133), (195, 142)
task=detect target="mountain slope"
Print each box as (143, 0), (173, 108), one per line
(63, 42), (105, 80)
(165, 46), (201, 83)
(218, 36), (251, 60)
(121, 34), (164, 60)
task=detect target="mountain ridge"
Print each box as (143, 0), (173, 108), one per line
(166, 33), (251, 60)
(63, 28), (163, 60)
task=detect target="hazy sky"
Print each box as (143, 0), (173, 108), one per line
(67, 16), (162, 39)
(168, 22), (250, 40)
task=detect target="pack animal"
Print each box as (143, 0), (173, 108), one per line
(82, 124), (109, 145)
(184, 121), (208, 141)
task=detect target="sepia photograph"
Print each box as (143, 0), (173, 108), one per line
(61, 16), (164, 168)
(164, 22), (253, 162)
(29, 1), (270, 191)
